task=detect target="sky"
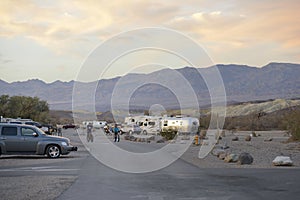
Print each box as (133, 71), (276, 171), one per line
(0, 0), (299, 83)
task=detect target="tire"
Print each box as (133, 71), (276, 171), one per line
(46, 145), (61, 158)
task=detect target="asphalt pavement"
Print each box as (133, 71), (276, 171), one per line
(1, 129), (300, 200)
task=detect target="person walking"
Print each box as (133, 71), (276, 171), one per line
(87, 122), (94, 142)
(113, 124), (120, 142)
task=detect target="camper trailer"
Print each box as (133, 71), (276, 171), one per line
(161, 116), (199, 134)
(160, 116), (199, 134)
(124, 115), (199, 135)
(124, 116), (162, 135)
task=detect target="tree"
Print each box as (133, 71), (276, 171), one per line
(0, 95), (50, 123)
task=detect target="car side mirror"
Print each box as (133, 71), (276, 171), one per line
(32, 132), (38, 137)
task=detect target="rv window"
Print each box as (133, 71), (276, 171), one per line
(149, 122), (155, 126)
(164, 121), (168, 126)
(144, 123), (147, 126)
(131, 119), (135, 122)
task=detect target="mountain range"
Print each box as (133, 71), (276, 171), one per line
(1, 62), (299, 111)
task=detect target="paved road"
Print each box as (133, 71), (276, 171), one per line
(1, 129), (300, 200)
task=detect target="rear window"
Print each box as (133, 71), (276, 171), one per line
(1, 127), (18, 136)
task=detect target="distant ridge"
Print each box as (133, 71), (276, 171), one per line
(0, 62), (299, 111)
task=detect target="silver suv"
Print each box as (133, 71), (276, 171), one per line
(0, 123), (77, 158)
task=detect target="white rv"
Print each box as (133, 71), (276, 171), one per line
(124, 116), (162, 135)
(160, 116), (199, 134)
(124, 115), (199, 135)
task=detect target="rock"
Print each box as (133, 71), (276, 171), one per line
(224, 154), (239, 163)
(221, 142), (229, 150)
(212, 149), (225, 157)
(218, 152), (227, 160)
(124, 135), (130, 140)
(156, 139), (165, 143)
(245, 135), (252, 141)
(238, 153), (254, 165)
(251, 131), (257, 137)
(272, 156), (293, 166)
(264, 137), (273, 142)
(232, 136), (239, 141)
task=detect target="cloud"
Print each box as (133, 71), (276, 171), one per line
(0, 0), (299, 65)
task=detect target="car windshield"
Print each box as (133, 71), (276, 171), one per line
(35, 127), (47, 135)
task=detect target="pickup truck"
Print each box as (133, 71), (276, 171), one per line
(0, 123), (77, 158)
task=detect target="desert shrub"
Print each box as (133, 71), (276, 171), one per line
(285, 110), (300, 141)
(160, 128), (177, 140)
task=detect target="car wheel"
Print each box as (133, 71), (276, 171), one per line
(46, 145), (61, 158)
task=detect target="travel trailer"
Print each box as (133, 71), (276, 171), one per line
(124, 115), (199, 135)
(124, 115), (162, 135)
(161, 116), (199, 134)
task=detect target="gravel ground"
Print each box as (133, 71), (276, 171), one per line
(0, 176), (76, 200)
(181, 130), (300, 168)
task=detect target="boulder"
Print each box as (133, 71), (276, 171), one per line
(221, 142), (229, 150)
(272, 156), (293, 166)
(156, 139), (165, 143)
(250, 131), (257, 137)
(264, 137), (273, 142)
(238, 153), (254, 165)
(218, 152), (227, 160)
(232, 136), (239, 141)
(212, 149), (225, 157)
(124, 135), (130, 140)
(224, 154), (239, 163)
(245, 135), (252, 141)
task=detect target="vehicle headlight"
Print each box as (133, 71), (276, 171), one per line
(61, 141), (68, 146)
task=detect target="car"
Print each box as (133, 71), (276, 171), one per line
(121, 124), (142, 135)
(0, 123), (77, 158)
(62, 124), (78, 129)
(24, 121), (42, 128)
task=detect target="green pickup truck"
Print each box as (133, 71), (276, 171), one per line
(0, 123), (77, 158)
